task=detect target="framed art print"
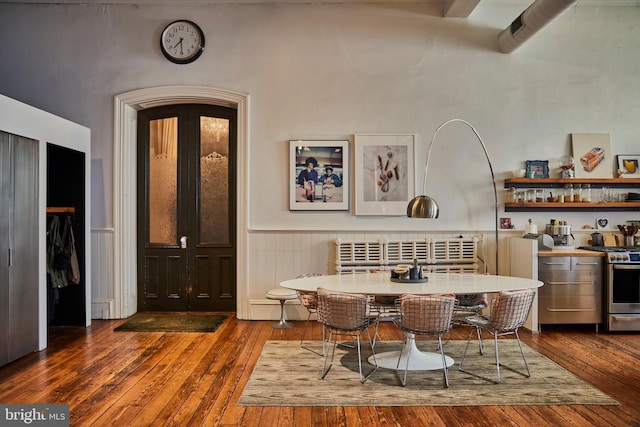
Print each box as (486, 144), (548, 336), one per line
(289, 140), (349, 211)
(354, 134), (415, 216)
(571, 133), (613, 178)
(617, 154), (640, 178)
(525, 160), (549, 178)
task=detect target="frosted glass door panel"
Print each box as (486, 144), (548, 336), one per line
(199, 117), (229, 245)
(148, 117), (178, 245)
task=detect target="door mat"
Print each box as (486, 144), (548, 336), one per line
(239, 340), (618, 407)
(114, 312), (227, 332)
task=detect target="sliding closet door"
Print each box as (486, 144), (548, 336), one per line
(0, 134), (10, 366)
(0, 131), (38, 367)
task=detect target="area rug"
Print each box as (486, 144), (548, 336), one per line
(114, 312), (227, 332)
(238, 340), (618, 406)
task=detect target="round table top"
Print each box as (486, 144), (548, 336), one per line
(280, 272), (543, 296)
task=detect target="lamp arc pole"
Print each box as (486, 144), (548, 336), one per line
(407, 118), (499, 274)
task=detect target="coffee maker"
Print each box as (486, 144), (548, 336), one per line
(546, 221), (573, 248)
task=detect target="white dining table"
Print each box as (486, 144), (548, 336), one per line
(280, 272), (543, 371)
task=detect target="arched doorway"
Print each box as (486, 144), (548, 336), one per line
(113, 86), (249, 319)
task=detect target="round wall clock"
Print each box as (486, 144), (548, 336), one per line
(160, 20), (205, 64)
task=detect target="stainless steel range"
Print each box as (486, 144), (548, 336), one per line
(579, 246), (640, 331)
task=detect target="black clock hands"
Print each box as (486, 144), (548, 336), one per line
(172, 37), (184, 55)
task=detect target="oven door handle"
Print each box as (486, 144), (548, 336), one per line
(612, 264), (640, 271)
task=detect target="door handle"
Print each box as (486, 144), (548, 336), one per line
(180, 236), (187, 248)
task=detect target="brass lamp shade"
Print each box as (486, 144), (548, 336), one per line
(406, 195), (439, 219)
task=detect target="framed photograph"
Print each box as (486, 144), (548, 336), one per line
(525, 160), (549, 178)
(289, 140), (349, 211)
(617, 155), (640, 178)
(571, 133), (613, 178)
(354, 134), (415, 216)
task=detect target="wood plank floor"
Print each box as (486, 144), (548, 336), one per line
(1, 315), (639, 426)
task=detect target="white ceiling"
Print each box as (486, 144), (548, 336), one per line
(0, 0), (638, 6)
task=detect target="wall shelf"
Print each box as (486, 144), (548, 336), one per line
(504, 178), (640, 189)
(505, 201), (640, 212)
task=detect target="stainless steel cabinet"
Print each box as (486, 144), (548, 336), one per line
(1, 132), (39, 367)
(538, 256), (603, 329)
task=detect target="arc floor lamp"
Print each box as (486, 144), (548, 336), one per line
(406, 118), (499, 274)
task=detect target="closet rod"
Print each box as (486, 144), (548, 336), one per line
(46, 207), (75, 213)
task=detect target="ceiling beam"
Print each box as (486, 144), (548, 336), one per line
(442, 0), (481, 18)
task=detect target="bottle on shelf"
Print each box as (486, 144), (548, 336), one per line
(574, 184), (582, 202)
(564, 184), (574, 203)
(582, 184), (591, 202)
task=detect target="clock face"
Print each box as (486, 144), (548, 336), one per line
(160, 20), (205, 64)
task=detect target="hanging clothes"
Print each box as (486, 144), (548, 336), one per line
(46, 215), (69, 288)
(67, 219), (80, 284)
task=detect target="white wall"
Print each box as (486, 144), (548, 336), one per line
(1, 2), (639, 318)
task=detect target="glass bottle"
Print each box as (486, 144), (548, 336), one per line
(582, 184), (591, 202)
(574, 184), (582, 203)
(527, 189), (536, 202)
(506, 187), (516, 203)
(564, 184), (574, 203)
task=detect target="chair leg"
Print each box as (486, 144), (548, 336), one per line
(300, 312), (324, 356)
(358, 329), (378, 383)
(461, 329), (530, 384)
(514, 330), (530, 378)
(493, 334), (501, 384)
(458, 326), (480, 377)
(321, 330), (337, 379)
(496, 330), (531, 380)
(438, 335), (450, 388)
(371, 318), (380, 350)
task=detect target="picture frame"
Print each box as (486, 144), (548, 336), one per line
(596, 218), (609, 230)
(500, 218), (513, 229)
(289, 140), (349, 211)
(354, 134), (415, 216)
(617, 155), (640, 178)
(571, 133), (613, 178)
(525, 160), (549, 178)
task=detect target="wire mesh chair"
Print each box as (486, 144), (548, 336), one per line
(296, 274), (326, 355)
(454, 293), (488, 323)
(393, 294), (458, 387)
(454, 293), (488, 350)
(316, 287), (379, 383)
(458, 288), (535, 384)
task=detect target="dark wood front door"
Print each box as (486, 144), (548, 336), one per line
(137, 104), (236, 311)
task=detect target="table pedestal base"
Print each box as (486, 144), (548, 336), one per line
(368, 335), (454, 371)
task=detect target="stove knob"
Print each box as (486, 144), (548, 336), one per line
(622, 254), (629, 262)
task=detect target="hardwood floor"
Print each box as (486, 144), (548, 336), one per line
(1, 316), (639, 426)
